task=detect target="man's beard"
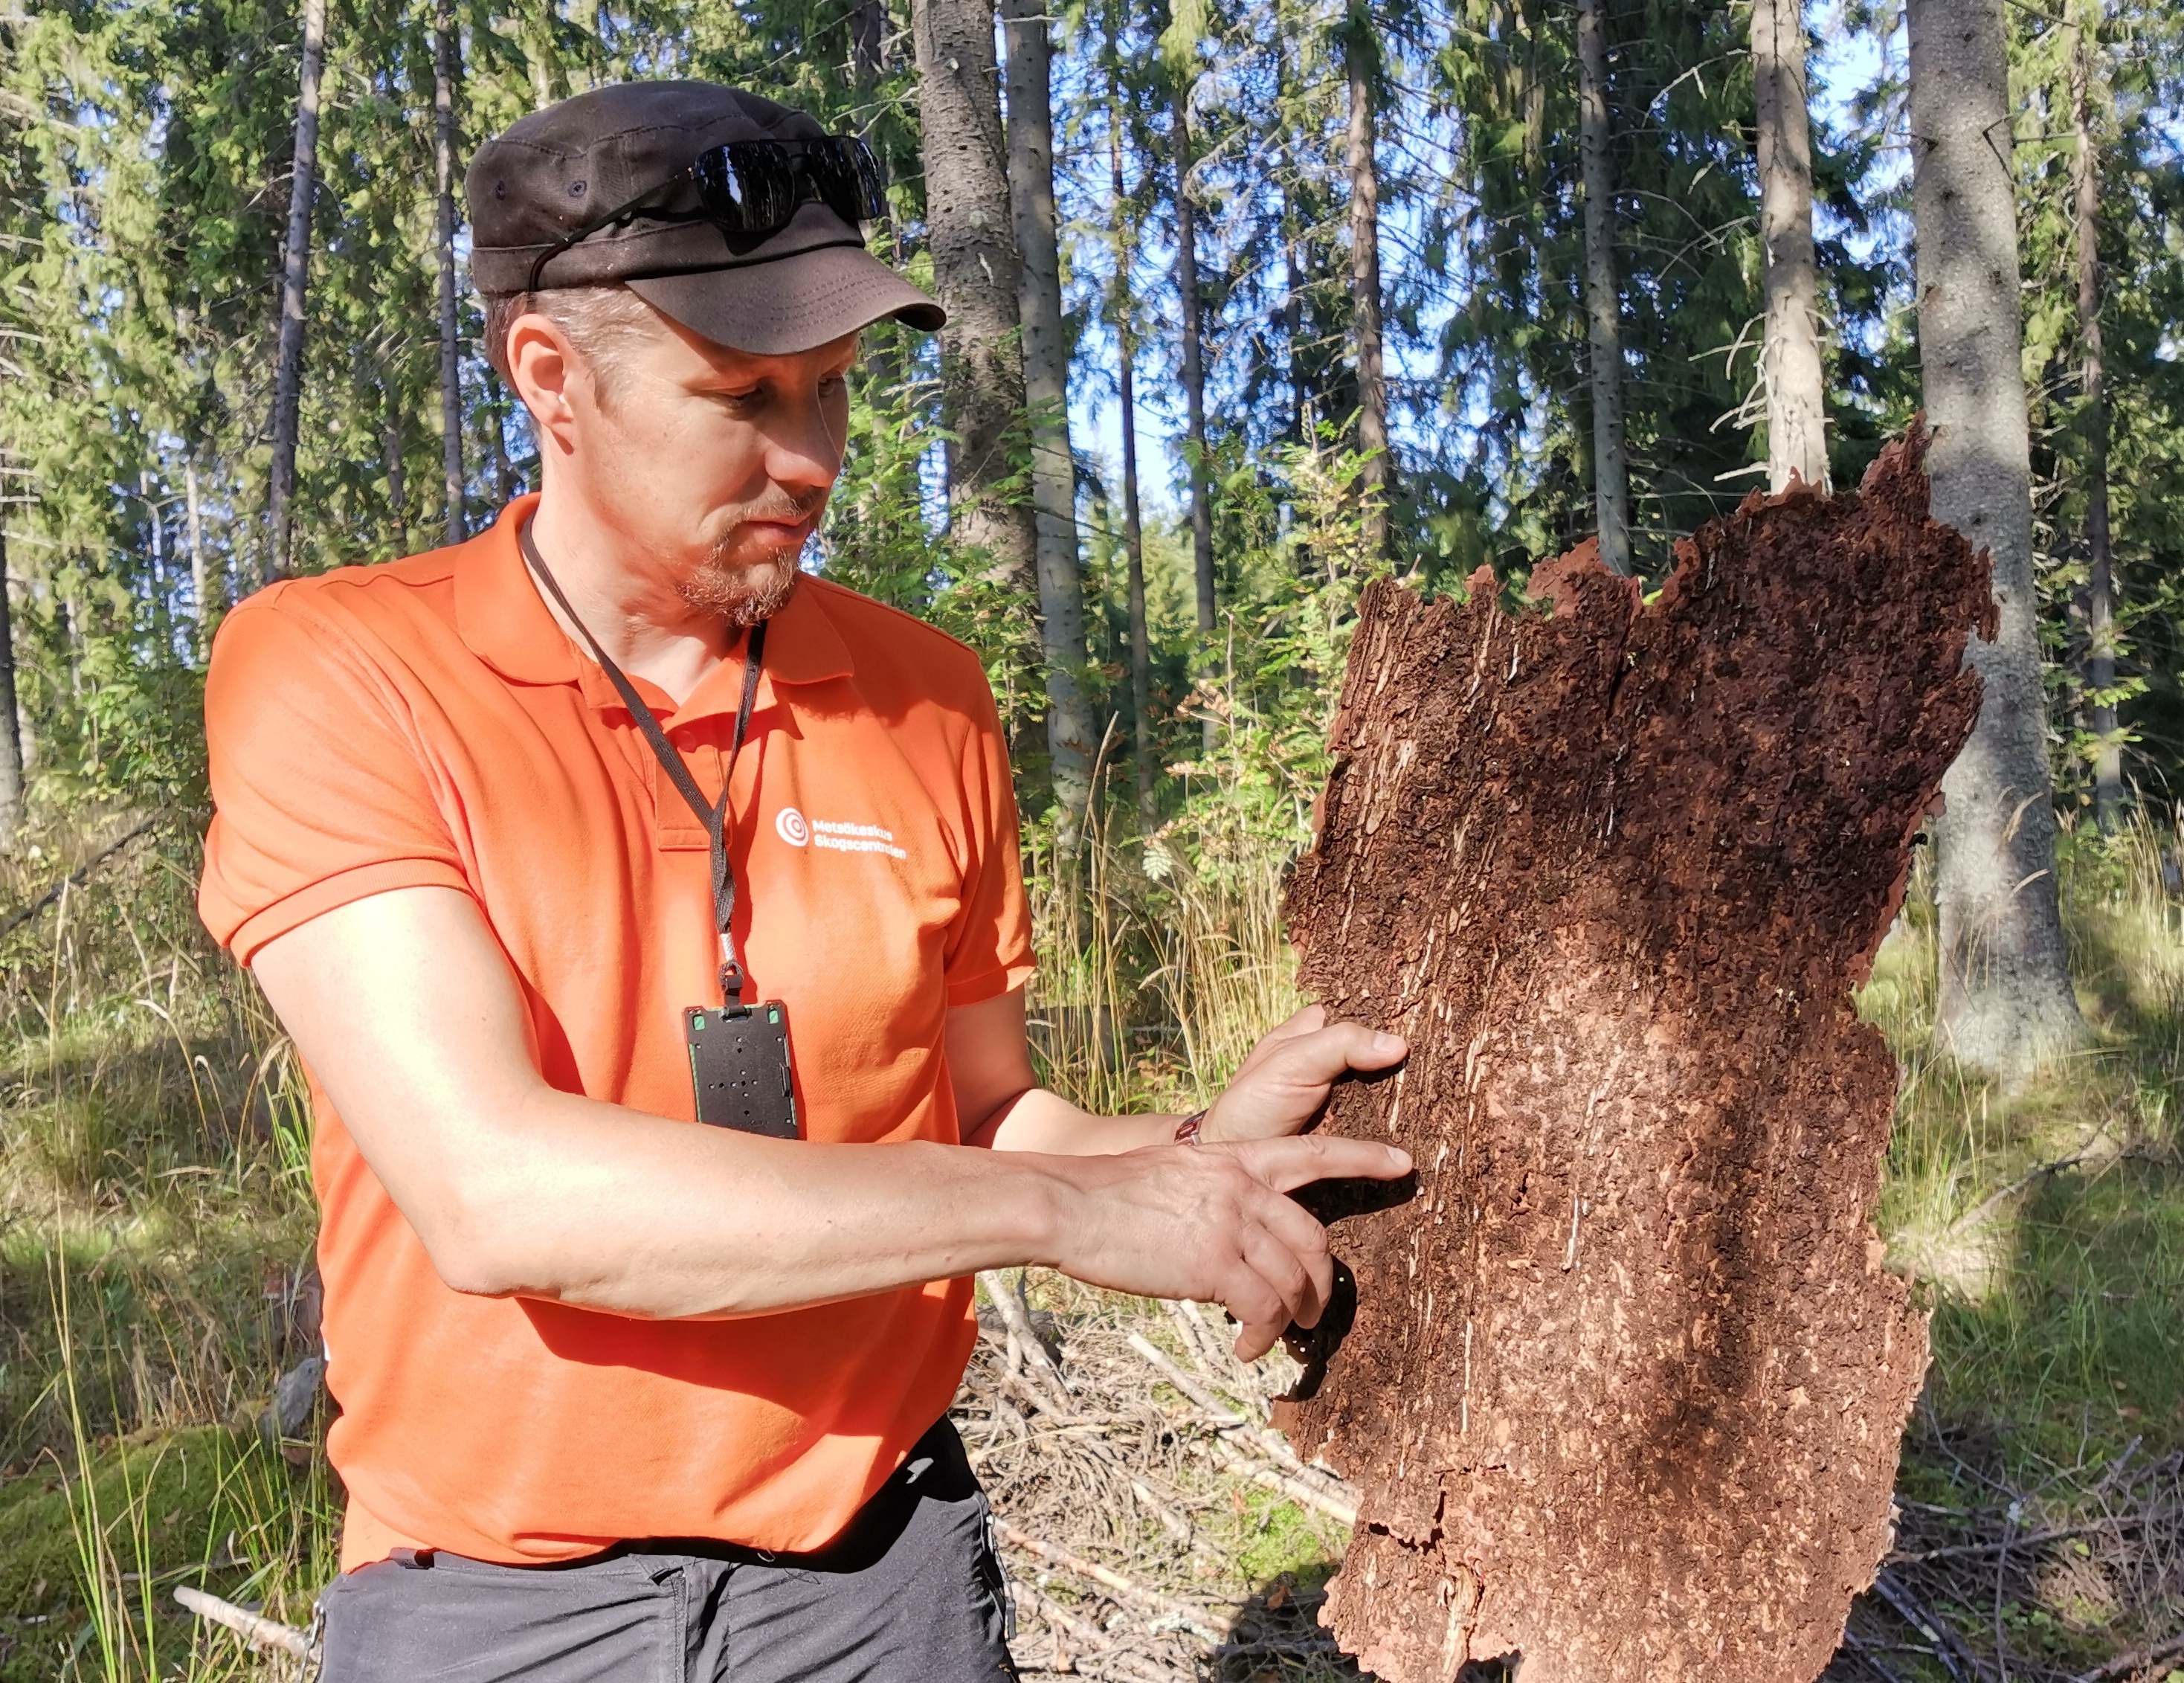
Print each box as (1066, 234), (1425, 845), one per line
(674, 532), (805, 628)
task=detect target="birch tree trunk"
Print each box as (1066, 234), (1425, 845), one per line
(1002, 0), (1094, 834)
(0, 527), (20, 842)
(1752, 0), (1827, 492)
(911, 0), (1040, 611)
(1344, 13), (1389, 558)
(2072, 20), (2119, 831)
(1576, 0), (1631, 575)
(434, 0), (466, 545)
(1111, 115), (1156, 829)
(1907, 0), (2085, 1076)
(265, 0), (328, 582)
(186, 460), (218, 663)
(1173, 87), (1217, 748)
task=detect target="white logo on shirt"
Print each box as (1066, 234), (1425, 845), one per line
(776, 806), (907, 860)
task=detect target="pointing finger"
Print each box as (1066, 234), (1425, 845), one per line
(1230, 1135), (1414, 1194)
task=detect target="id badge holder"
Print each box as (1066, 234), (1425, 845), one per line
(685, 1001), (800, 1139)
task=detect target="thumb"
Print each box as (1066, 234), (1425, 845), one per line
(1263, 1020), (1408, 1089)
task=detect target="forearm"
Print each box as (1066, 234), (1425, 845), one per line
(974, 1085), (1183, 1155)
(440, 1086), (1071, 1318)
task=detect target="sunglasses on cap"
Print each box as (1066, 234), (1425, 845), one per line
(526, 135), (888, 294)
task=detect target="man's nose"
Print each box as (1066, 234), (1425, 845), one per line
(765, 385), (845, 492)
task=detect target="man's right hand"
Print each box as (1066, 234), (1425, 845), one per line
(1038, 1135), (1411, 1361)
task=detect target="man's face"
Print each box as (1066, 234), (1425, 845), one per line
(518, 304), (857, 625)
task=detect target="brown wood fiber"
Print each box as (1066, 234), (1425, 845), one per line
(1278, 431), (1991, 1683)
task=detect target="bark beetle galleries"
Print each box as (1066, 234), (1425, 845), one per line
(1279, 426), (1994, 1683)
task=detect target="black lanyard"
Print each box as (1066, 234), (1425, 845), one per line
(519, 521), (768, 1008)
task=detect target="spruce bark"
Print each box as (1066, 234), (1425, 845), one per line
(2072, 23), (2119, 830)
(910, 0), (1040, 611)
(1576, 0), (1631, 574)
(434, 0), (466, 546)
(1907, 0), (2085, 1075)
(1002, 0), (1095, 831)
(1172, 87), (1217, 746)
(0, 527), (20, 841)
(1344, 13), (1390, 557)
(1752, 0), (1828, 492)
(265, 0), (328, 582)
(1111, 116), (1156, 828)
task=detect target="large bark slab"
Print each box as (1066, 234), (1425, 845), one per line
(1279, 431), (1990, 1683)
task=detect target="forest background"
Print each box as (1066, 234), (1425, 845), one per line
(4, 0), (2184, 1679)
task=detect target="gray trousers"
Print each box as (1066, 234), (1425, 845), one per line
(315, 1419), (1017, 1683)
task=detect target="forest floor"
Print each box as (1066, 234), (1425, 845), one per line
(0, 807), (2180, 1682)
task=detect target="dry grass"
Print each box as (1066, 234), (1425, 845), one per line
(5, 790), (2184, 1681)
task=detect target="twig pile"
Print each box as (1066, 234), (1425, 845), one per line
(961, 1272), (1364, 1682)
(1827, 1416), (2184, 1683)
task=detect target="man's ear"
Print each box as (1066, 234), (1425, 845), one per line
(506, 313), (587, 460)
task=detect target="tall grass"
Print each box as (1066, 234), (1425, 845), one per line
(6, 772), (2183, 1676)
(0, 815), (333, 1681)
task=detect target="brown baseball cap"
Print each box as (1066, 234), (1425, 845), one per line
(466, 81), (944, 355)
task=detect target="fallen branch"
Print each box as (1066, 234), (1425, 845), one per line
(173, 1586), (316, 1662)
(996, 1519), (1225, 1643)
(1837, 1629), (1913, 1683)
(1868, 1570), (1985, 1683)
(1014, 1581), (1172, 1683)
(1890, 1508), (2177, 1565)
(1127, 1331), (1357, 1519)
(2075, 1628), (2184, 1683)
(0, 819), (156, 940)
(1188, 1433), (1359, 1526)
(979, 1270), (1075, 1412)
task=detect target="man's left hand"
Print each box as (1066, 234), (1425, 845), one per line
(1200, 1005), (1407, 1145)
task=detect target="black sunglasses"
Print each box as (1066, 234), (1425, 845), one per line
(526, 136), (888, 293)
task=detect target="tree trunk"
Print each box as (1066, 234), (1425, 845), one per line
(1344, 13), (1390, 558)
(2072, 22), (2119, 831)
(1111, 116), (1156, 830)
(265, 0), (328, 582)
(1576, 0), (1632, 575)
(851, 0), (885, 87)
(910, 0), (1039, 612)
(1172, 87), (1217, 749)
(524, 0), (558, 109)
(1002, 0), (1094, 834)
(187, 460), (216, 663)
(1907, 0), (2085, 1077)
(1278, 5), (1307, 445)
(386, 386), (409, 553)
(434, 0), (467, 547)
(0, 526), (22, 842)
(488, 371), (517, 504)
(1752, 0), (1827, 493)
(146, 477), (172, 650)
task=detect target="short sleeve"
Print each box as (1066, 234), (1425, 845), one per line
(940, 673), (1034, 1008)
(199, 593), (471, 965)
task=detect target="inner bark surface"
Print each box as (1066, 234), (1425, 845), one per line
(1279, 429), (1991, 1683)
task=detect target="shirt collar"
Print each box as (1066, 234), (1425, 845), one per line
(455, 497), (856, 710)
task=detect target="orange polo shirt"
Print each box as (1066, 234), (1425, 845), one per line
(198, 498), (1032, 1569)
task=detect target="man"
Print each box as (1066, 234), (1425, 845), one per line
(200, 82), (1409, 1681)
